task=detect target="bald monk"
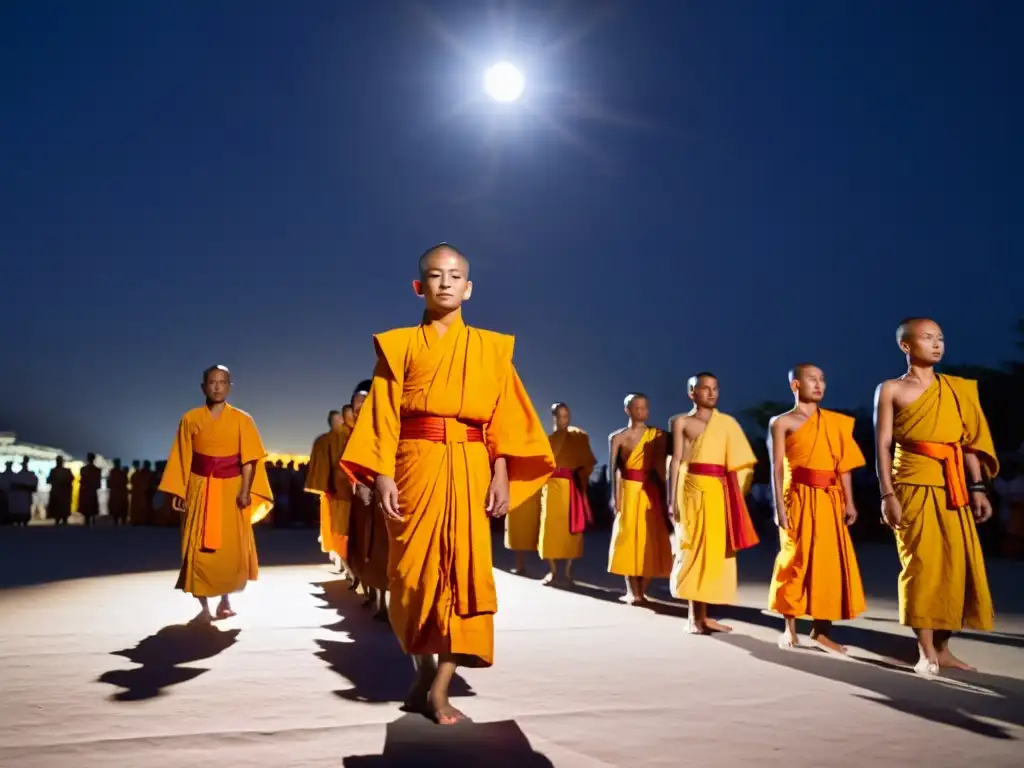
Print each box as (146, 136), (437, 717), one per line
(534, 403), (597, 585)
(669, 373), (758, 634)
(768, 364), (866, 652)
(342, 403), (355, 429)
(130, 460), (153, 525)
(305, 410), (353, 574)
(78, 453), (101, 526)
(874, 317), (998, 676)
(106, 458), (130, 525)
(346, 381), (389, 619)
(158, 365), (274, 624)
(341, 243), (554, 725)
(608, 393), (673, 605)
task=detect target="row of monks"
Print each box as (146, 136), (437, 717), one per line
(153, 243), (1000, 724)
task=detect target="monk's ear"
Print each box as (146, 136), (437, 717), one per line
(463, 280), (473, 301)
(412, 279), (424, 297)
(790, 380), (800, 394)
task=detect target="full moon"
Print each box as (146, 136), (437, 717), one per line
(484, 62), (525, 103)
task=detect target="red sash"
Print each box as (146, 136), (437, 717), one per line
(899, 440), (969, 509)
(190, 453), (241, 551)
(399, 415), (484, 443)
(688, 462), (759, 553)
(552, 467), (592, 534)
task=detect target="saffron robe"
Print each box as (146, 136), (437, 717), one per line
(107, 467), (130, 520)
(78, 465), (101, 518)
(47, 467), (74, 521)
(306, 429), (352, 557)
(158, 404), (274, 598)
(768, 409), (867, 621)
(349, 487), (390, 590)
(608, 427), (674, 578)
(891, 375), (998, 631)
(536, 428), (597, 560)
(341, 314), (554, 667)
(671, 410), (756, 604)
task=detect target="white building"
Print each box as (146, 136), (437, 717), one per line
(0, 432), (112, 518)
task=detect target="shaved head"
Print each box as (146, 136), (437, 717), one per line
(686, 372), (716, 394)
(623, 392), (647, 408)
(418, 242), (469, 278)
(203, 364), (231, 384)
(896, 317), (936, 345)
(788, 363), (820, 382)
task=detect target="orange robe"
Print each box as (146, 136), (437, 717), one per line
(78, 465), (101, 518)
(341, 313), (554, 667)
(305, 429), (351, 557)
(768, 409), (866, 621)
(891, 375), (998, 631)
(106, 467), (130, 521)
(608, 427), (674, 578)
(536, 428), (597, 561)
(349, 487), (390, 590)
(158, 404), (274, 597)
(671, 410), (757, 604)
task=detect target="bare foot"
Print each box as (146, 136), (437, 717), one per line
(686, 620), (710, 635)
(510, 567), (529, 577)
(937, 648), (976, 671)
(622, 594), (647, 606)
(811, 634), (848, 654)
(777, 631), (800, 649)
(189, 609), (212, 626)
(914, 657), (940, 677)
(703, 618), (733, 633)
(541, 573), (556, 586)
(428, 692), (469, 726)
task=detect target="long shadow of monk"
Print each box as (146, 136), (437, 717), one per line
(310, 580), (474, 705)
(97, 623), (240, 701)
(343, 713), (553, 767)
(860, 615), (1024, 650)
(717, 632), (1024, 739)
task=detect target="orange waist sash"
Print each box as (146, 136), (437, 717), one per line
(399, 415), (484, 443)
(191, 452), (241, 551)
(791, 466), (839, 489)
(899, 440), (969, 508)
(688, 462), (759, 554)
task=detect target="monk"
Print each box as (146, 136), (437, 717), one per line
(158, 364), (274, 624)
(534, 403), (597, 585)
(106, 458), (130, 525)
(346, 381), (389, 618)
(342, 403), (355, 428)
(306, 410), (353, 574)
(874, 317), (998, 676)
(47, 456), (74, 525)
(341, 243), (554, 725)
(608, 393), (673, 604)
(767, 364), (866, 652)
(669, 372), (758, 634)
(78, 453), (101, 526)
(130, 460), (154, 525)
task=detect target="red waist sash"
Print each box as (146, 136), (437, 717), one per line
(400, 415), (484, 443)
(621, 468), (673, 533)
(898, 440), (969, 508)
(790, 466), (839, 489)
(688, 462), (759, 554)
(191, 452), (241, 551)
(552, 467), (592, 535)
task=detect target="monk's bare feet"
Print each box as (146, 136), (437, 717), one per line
(510, 567), (529, 577)
(703, 618), (732, 633)
(936, 648), (976, 671)
(189, 609), (212, 626)
(777, 631), (800, 649)
(541, 573), (556, 586)
(214, 598), (236, 621)
(914, 656), (940, 677)
(428, 691), (469, 726)
(810, 633), (848, 654)
(622, 593), (647, 606)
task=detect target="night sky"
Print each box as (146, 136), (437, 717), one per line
(2, 1), (1020, 463)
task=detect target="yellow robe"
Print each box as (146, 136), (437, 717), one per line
(536, 428), (597, 561)
(671, 410), (756, 604)
(768, 409), (867, 621)
(306, 428), (351, 557)
(341, 313), (554, 667)
(891, 375), (998, 631)
(158, 404), (274, 598)
(608, 427), (673, 578)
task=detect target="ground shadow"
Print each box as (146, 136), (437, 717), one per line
(310, 579), (474, 705)
(97, 622), (240, 701)
(343, 713), (553, 767)
(861, 615), (1024, 650)
(717, 632), (1024, 739)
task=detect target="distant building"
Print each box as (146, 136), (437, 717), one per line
(0, 432), (112, 518)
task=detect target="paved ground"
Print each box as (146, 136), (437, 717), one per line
(0, 526), (1021, 767)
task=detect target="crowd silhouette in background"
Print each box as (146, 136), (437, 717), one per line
(1, 320), (1022, 558)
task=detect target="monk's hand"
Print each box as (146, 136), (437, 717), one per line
(970, 490), (993, 523)
(171, 496), (186, 513)
(485, 465), (510, 518)
(375, 475), (401, 520)
(880, 494), (902, 529)
(844, 504), (858, 526)
(236, 489), (251, 510)
(355, 484), (372, 506)
(774, 509), (789, 529)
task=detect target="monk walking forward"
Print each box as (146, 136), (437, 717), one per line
(874, 318), (998, 675)
(341, 243), (554, 725)
(767, 364), (866, 652)
(159, 365), (274, 624)
(669, 373), (758, 633)
(305, 410), (353, 574)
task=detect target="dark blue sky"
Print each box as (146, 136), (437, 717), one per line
(2, 1), (1021, 462)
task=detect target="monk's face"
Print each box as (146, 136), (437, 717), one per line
(329, 412), (346, 431)
(351, 392), (367, 418)
(625, 397), (649, 423)
(414, 248), (472, 312)
(342, 406), (355, 428)
(792, 367), (825, 403)
(553, 405), (571, 431)
(900, 319), (944, 364)
(689, 376), (718, 409)
(202, 370), (231, 403)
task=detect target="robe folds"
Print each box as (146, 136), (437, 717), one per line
(158, 404), (274, 598)
(341, 314), (554, 667)
(608, 427), (673, 578)
(306, 429), (352, 557)
(891, 375), (998, 631)
(671, 411), (756, 604)
(349, 489), (390, 590)
(768, 409), (866, 621)
(537, 428), (597, 560)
